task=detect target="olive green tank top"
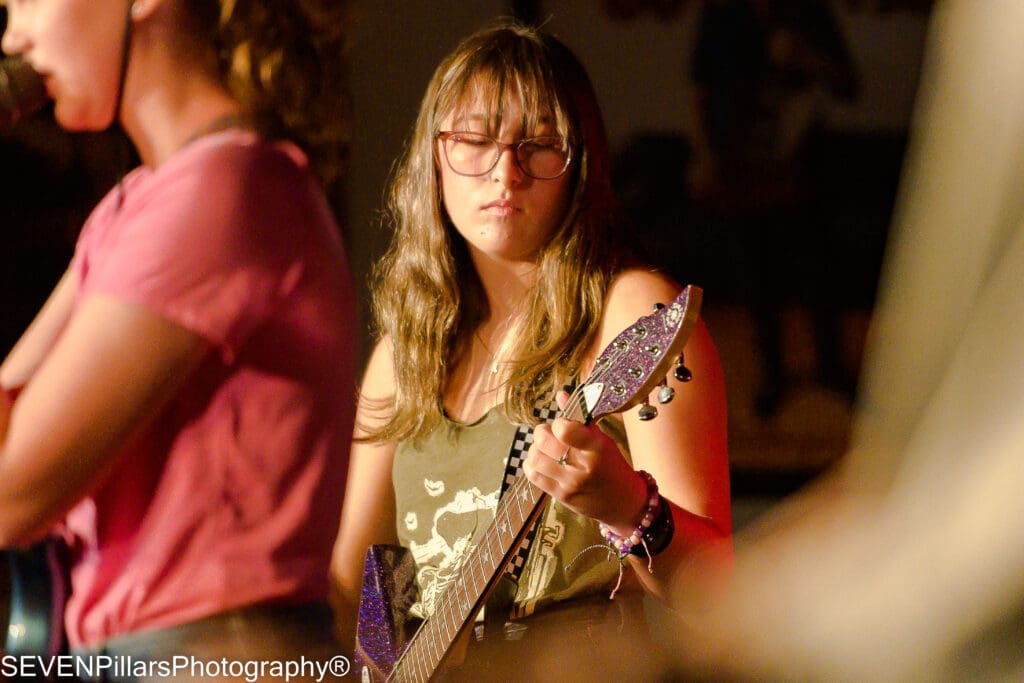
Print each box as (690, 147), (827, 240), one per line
(392, 408), (629, 620)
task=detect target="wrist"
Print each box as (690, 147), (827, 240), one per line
(629, 494), (674, 558)
(598, 470), (660, 558)
(604, 469), (652, 538)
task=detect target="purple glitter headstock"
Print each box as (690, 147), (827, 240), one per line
(577, 285), (702, 421)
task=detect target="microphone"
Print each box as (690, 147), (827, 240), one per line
(0, 56), (48, 130)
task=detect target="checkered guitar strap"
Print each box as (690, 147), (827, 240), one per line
(498, 389), (558, 582)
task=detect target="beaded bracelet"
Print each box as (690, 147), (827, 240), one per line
(598, 470), (660, 562)
(630, 492), (674, 558)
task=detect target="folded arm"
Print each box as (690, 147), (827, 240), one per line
(0, 293), (209, 547)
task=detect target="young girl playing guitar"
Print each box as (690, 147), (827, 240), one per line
(332, 21), (732, 681)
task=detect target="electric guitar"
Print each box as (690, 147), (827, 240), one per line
(355, 285), (703, 682)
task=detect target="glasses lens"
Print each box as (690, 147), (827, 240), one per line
(442, 132), (496, 176)
(517, 136), (571, 179)
(441, 132), (571, 179)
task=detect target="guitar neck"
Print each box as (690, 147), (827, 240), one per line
(389, 474), (548, 682)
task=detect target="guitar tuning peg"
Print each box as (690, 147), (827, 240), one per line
(638, 398), (658, 421)
(674, 353), (693, 382)
(657, 378), (675, 404)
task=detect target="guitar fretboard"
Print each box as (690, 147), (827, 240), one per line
(388, 474), (548, 682)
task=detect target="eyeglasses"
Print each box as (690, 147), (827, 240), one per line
(436, 131), (573, 180)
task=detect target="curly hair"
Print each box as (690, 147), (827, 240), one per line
(182, 0), (352, 192)
(364, 22), (629, 444)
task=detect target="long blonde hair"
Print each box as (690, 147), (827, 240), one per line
(367, 22), (628, 443)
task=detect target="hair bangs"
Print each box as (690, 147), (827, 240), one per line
(434, 34), (574, 143)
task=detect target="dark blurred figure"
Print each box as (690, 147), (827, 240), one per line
(0, 115), (125, 353)
(688, 0), (859, 417)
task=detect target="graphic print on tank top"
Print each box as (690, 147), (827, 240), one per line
(405, 483), (500, 619)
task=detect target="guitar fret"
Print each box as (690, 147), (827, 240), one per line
(491, 530), (502, 564)
(489, 535), (500, 569)
(433, 618), (447, 670)
(440, 597), (453, 644)
(481, 536), (493, 569)
(417, 636), (431, 682)
(446, 592), (459, 641)
(512, 483), (525, 522)
(403, 648), (414, 682)
(464, 552), (477, 590)
(410, 647), (424, 683)
(450, 577), (463, 617)
(458, 575), (470, 614)
(501, 503), (513, 542)
(454, 560), (471, 615)
(450, 587), (462, 626)
(472, 544), (486, 588)
(421, 624), (437, 676)
(420, 646), (430, 683)
(518, 479), (534, 508)
(410, 614), (429, 674)
(419, 647), (430, 683)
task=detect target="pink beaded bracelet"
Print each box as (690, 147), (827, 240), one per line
(598, 470), (660, 561)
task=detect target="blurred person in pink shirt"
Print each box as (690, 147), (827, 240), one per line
(0, 1), (355, 678)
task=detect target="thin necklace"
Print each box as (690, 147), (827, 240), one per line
(474, 329), (500, 375)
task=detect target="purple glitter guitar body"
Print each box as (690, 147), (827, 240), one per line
(355, 285), (703, 683)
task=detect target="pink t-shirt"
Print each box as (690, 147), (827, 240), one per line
(62, 130), (356, 648)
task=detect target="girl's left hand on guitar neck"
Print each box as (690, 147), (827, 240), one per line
(524, 391), (650, 538)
